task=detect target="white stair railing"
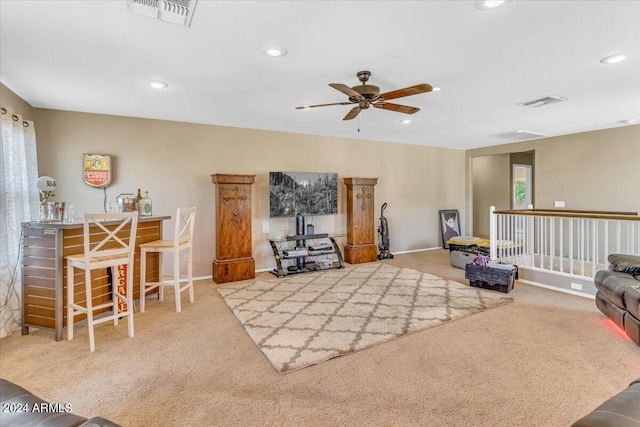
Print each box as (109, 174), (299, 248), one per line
(490, 207), (640, 279)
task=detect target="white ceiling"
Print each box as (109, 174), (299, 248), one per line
(1, 0), (639, 150)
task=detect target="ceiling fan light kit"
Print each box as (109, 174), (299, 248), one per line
(297, 71), (433, 121)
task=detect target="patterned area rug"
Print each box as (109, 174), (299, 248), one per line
(217, 263), (512, 374)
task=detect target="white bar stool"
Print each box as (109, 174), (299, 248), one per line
(139, 207), (196, 313)
(66, 212), (138, 352)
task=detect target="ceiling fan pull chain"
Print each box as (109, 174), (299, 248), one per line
(357, 116), (360, 132)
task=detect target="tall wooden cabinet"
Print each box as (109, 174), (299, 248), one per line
(343, 177), (378, 264)
(211, 174), (255, 283)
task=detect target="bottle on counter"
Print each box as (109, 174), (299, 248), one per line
(39, 202), (47, 222)
(135, 188), (143, 212)
(141, 191), (152, 216)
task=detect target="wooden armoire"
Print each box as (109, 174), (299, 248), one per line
(211, 174), (255, 283)
(343, 177), (378, 264)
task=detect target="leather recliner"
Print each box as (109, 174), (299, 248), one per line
(594, 254), (640, 346)
(0, 378), (121, 427)
(571, 378), (640, 427)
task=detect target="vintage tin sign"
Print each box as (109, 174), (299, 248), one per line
(83, 153), (112, 187)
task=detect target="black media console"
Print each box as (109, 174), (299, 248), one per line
(267, 233), (345, 278)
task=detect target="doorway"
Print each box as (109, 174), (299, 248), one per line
(512, 164), (532, 210)
(471, 151), (534, 238)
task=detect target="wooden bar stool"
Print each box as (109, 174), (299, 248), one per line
(140, 207), (196, 313)
(66, 212), (138, 352)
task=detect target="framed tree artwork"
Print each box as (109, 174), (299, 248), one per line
(439, 209), (460, 249)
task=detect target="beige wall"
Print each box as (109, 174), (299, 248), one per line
(33, 109), (466, 276)
(465, 125), (640, 235)
(10, 81), (637, 278)
(1, 83), (34, 120)
(472, 154), (510, 239)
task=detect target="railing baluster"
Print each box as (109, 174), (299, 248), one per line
(540, 217), (545, 270)
(498, 213), (503, 261)
(489, 206), (496, 261)
(559, 218), (564, 272)
(604, 221), (609, 268)
(550, 217), (555, 271)
(585, 219), (590, 271)
(592, 219), (597, 277)
(580, 219), (585, 276)
(517, 215), (523, 264)
(510, 214), (515, 259)
(529, 215), (534, 257)
(569, 218), (574, 275)
(532, 216), (540, 266)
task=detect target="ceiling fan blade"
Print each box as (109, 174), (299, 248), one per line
(329, 83), (363, 99)
(296, 101), (354, 109)
(378, 83), (433, 101)
(343, 106), (362, 120)
(373, 102), (420, 114)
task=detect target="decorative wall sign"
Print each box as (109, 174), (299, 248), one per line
(116, 264), (128, 313)
(83, 153), (112, 187)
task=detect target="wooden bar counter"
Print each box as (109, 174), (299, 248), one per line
(21, 215), (170, 340)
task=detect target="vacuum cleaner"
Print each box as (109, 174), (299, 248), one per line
(377, 202), (394, 260)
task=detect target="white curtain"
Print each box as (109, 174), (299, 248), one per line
(0, 106), (40, 338)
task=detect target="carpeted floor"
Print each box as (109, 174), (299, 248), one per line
(218, 263), (511, 373)
(1, 249), (638, 426)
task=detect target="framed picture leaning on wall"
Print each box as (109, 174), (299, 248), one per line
(439, 209), (460, 249)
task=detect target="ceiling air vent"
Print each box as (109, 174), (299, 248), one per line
(518, 95), (567, 108)
(127, 0), (197, 27)
(490, 130), (549, 141)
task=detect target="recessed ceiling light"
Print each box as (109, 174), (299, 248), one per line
(263, 46), (287, 57)
(600, 53), (627, 64)
(475, 0), (510, 10)
(144, 80), (168, 89)
(399, 119), (412, 124)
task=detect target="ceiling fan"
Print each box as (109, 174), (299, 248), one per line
(296, 71), (433, 121)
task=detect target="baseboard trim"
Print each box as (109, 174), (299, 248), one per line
(517, 278), (595, 299)
(190, 255), (597, 300)
(183, 273), (597, 301)
(256, 247), (441, 273)
(393, 247), (442, 255)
